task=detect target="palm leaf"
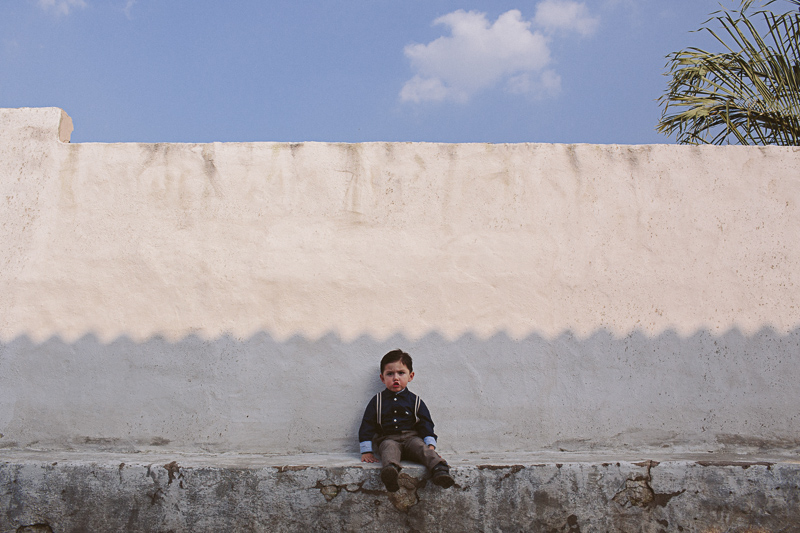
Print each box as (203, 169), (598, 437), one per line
(658, 0), (800, 145)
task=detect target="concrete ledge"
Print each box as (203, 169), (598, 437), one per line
(2, 451), (799, 532)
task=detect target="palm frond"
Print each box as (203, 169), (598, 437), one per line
(658, 0), (800, 145)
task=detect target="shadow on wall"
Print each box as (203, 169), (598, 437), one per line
(1, 327), (799, 456)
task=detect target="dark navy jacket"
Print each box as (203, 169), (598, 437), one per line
(358, 388), (437, 454)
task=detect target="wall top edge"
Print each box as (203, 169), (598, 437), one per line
(3, 108), (800, 150)
(67, 141), (800, 149)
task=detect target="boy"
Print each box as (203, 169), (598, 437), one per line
(359, 349), (454, 492)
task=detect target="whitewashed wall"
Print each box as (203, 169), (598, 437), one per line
(1, 107), (798, 454)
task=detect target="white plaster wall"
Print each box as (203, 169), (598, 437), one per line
(1, 107), (799, 454)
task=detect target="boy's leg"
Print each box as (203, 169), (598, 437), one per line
(402, 435), (455, 488)
(376, 436), (403, 492)
(377, 436), (403, 469)
(402, 435), (445, 471)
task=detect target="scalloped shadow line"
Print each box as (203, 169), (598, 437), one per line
(2, 325), (799, 347)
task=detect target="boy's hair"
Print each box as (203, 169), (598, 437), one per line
(380, 349), (413, 374)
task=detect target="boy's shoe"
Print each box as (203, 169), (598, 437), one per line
(431, 464), (454, 488)
(381, 465), (400, 492)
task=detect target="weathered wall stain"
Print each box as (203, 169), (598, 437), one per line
(164, 461), (182, 485)
(15, 524), (53, 533)
(200, 144), (224, 199)
(612, 460), (686, 510)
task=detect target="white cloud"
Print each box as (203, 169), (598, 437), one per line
(506, 70), (561, 98)
(37, 0), (87, 16)
(400, 76), (450, 103)
(534, 0), (599, 36)
(400, 4), (596, 104)
(123, 0), (136, 19)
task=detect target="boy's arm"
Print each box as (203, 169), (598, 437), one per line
(361, 452), (379, 463)
(415, 398), (438, 449)
(358, 395), (379, 456)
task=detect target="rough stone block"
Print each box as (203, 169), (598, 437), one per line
(2, 452), (798, 532)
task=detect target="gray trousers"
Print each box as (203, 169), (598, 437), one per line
(375, 430), (445, 471)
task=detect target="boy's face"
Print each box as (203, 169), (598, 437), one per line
(380, 361), (414, 392)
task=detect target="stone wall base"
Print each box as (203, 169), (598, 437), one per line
(2, 451), (798, 532)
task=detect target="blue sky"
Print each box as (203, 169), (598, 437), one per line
(1, 0), (730, 143)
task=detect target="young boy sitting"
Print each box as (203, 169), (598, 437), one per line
(359, 349), (454, 492)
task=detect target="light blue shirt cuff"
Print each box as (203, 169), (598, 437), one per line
(360, 441), (373, 454)
(423, 436), (437, 448)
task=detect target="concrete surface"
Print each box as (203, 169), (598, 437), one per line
(2, 451), (799, 532)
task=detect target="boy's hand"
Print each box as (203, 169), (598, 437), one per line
(361, 452), (379, 463)
(428, 445), (435, 450)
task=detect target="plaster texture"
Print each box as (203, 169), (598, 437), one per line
(2, 451), (799, 532)
(1, 107), (800, 458)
